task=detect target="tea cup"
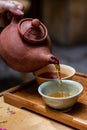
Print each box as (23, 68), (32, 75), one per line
(38, 80), (83, 110)
(34, 64), (76, 85)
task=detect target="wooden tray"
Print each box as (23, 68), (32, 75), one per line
(3, 72), (87, 130)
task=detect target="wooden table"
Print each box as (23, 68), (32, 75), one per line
(0, 96), (73, 130)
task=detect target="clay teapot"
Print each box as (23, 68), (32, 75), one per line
(0, 16), (59, 72)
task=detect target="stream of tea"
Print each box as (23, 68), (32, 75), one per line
(49, 64), (70, 98)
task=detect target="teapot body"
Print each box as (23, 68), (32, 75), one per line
(0, 18), (56, 72)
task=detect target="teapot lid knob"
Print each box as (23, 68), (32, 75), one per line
(18, 18), (48, 44)
(31, 19), (40, 27)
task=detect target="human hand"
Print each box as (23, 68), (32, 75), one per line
(0, 0), (24, 15)
(0, 0), (24, 27)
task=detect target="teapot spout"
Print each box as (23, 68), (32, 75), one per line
(38, 54), (59, 70)
(49, 55), (59, 65)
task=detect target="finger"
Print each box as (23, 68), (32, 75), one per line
(5, 1), (24, 15)
(9, 1), (24, 10)
(9, 8), (24, 15)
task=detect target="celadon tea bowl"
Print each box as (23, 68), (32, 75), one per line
(38, 80), (83, 110)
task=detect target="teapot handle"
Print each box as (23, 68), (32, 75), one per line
(3, 11), (23, 25)
(11, 15), (23, 24)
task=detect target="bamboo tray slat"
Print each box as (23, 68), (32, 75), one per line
(3, 72), (87, 130)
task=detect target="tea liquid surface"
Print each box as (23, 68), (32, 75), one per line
(38, 72), (68, 79)
(49, 93), (71, 98)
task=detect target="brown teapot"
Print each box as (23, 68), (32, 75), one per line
(0, 16), (59, 72)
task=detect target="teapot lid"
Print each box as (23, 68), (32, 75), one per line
(18, 18), (48, 43)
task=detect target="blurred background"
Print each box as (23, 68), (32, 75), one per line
(0, 0), (87, 92)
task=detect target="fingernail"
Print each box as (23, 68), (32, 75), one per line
(14, 9), (24, 15)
